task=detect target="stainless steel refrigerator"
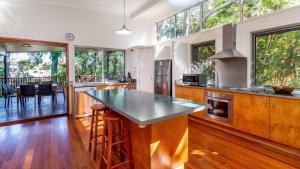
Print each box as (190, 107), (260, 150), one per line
(154, 59), (172, 96)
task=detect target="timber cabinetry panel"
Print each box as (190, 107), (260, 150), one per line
(175, 86), (205, 118)
(233, 93), (270, 138)
(270, 98), (300, 148)
(190, 88), (205, 118)
(96, 83), (136, 90)
(175, 86), (185, 99)
(175, 86), (204, 101)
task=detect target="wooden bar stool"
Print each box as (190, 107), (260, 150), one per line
(89, 104), (109, 161)
(99, 111), (133, 169)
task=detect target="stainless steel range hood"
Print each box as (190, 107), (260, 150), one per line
(211, 23), (245, 59)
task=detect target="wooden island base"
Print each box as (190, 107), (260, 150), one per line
(127, 115), (188, 169)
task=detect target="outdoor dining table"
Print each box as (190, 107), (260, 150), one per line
(16, 83), (58, 105)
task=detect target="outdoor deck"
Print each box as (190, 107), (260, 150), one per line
(0, 93), (66, 124)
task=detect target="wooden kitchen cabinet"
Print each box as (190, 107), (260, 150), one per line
(175, 86), (205, 118)
(233, 93), (270, 138)
(270, 98), (300, 148)
(96, 83), (136, 90)
(190, 88), (205, 118)
(175, 86), (204, 101)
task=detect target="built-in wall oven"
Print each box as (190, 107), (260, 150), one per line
(205, 91), (233, 124)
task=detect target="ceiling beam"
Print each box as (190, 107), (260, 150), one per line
(131, 0), (163, 19)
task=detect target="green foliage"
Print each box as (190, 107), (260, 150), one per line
(75, 49), (98, 77)
(50, 51), (66, 78)
(204, 0), (240, 29)
(75, 48), (125, 82)
(157, 0), (299, 41)
(18, 59), (34, 73)
(192, 42), (216, 83)
(157, 16), (176, 40)
(188, 6), (201, 34)
(255, 28), (300, 87)
(243, 0), (292, 18)
(104, 51), (125, 80)
(0, 53), (4, 78)
(29, 52), (43, 65)
(175, 12), (186, 37)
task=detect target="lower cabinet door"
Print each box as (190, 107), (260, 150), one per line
(233, 93), (270, 138)
(270, 97), (300, 149)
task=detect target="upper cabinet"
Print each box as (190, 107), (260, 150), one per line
(270, 98), (300, 149)
(233, 93), (270, 139)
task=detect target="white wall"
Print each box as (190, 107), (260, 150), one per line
(0, 1), (154, 82)
(126, 46), (155, 92)
(155, 5), (300, 87)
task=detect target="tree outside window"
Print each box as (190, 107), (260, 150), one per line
(192, 41), (216, 84)
(157, 0), (300, 41)
(254, 26), (300, 88)
(75, 47), (125, 83)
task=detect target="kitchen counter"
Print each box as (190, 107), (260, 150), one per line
(85, 88), (207, 126)
(84, 88), (208, 169)
(176, 84), (300, 99)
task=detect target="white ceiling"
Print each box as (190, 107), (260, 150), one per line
(6, 0), (153, 15)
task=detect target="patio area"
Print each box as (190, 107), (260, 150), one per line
(0, 42), (68, 124)
(0, 92), (66, 124)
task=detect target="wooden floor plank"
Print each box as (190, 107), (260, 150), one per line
(0, 117), (299, 169)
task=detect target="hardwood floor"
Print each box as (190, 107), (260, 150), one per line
(0, 117), (97, 169)
(0, 116), (299, 169)
(0, 94), (66, 125)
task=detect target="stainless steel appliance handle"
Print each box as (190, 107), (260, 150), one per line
(206, 97), (229, 103)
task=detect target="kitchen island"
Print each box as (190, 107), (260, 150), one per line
(85, 88), (207, 169)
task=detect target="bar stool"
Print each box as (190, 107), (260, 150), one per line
(89, 104), (109, 161)
(99, 111), (133, 169)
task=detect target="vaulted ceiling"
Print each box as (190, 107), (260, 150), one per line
(3, 0), (183, 20)
(6, 0), (151, 14)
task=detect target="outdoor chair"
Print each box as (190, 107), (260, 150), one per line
(38, 83), (54, 105)
(2, 83), (17, 107)
(20, 84), (36, 107)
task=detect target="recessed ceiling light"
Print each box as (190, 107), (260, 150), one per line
(166, 0), (199, 8)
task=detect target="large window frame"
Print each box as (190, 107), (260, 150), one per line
(75, 46), (126, 83)
(191, 40), (216, 84)
(157, 0), (300, 41)
(252, 24), (300, 88)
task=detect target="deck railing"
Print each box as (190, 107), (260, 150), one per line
(0, 76), (66, 97)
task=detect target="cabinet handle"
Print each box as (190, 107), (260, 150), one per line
(265, 100), (268, 107)
(272, 103), (275, 109)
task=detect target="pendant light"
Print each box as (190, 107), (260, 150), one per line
(115, 0), (132, 35)
(167, 0), (199, 8)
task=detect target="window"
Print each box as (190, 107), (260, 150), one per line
(243, 0), (300, 19)
(253, 25), (300, 88)
(0, 52), (4, 79)
(103, 51), (125, 80)
(203, 0), (240, 29)
(75, 47), (125, 83)
(157, 0), (299, 41)
(75, 48), (103, 83)
(175, 12), (187, 38)
(187, 5), (201, 34)
(157, 16), (176, 41)
(192, 41), (216, 84)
